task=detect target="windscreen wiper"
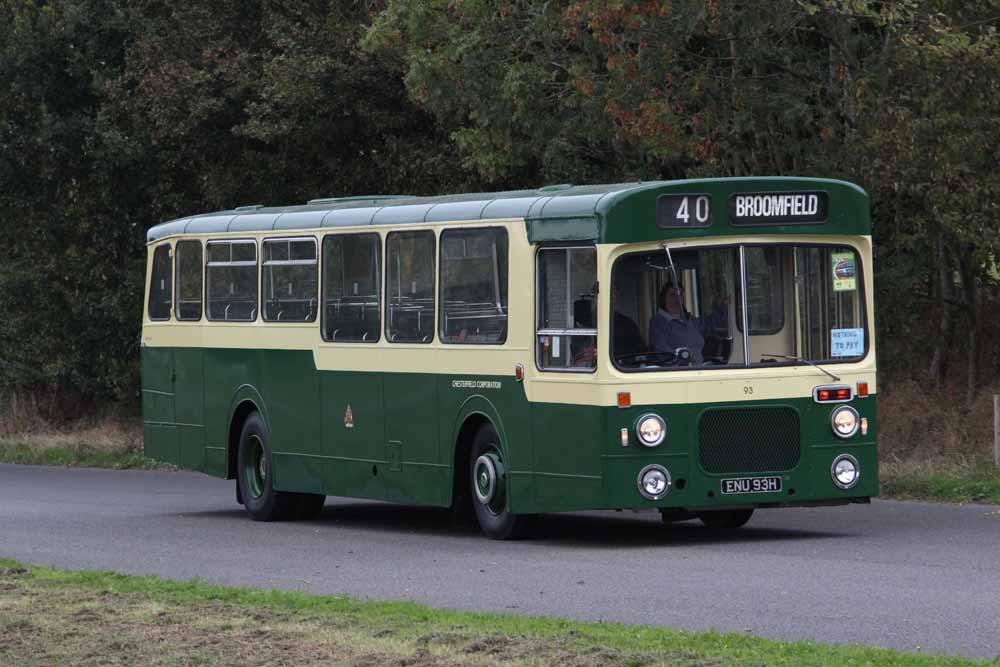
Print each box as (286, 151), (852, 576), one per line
(762, 353), (841, 382)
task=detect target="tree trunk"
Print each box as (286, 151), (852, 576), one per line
(928, 232), (952, 386)
(960, 248), (979, 399)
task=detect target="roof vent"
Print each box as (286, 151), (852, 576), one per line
(307, 195), (413, 205)
(234, 204), (263, 213)
(537, 183), (574, 193)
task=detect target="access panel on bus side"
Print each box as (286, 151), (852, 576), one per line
(172, 348), (207, 472)
(320, 370), (386, 501)
(382, 372), (447, 504)
(530, 402), (604, 511)
(261, 349), (324, 495)
(141, 346), (178, 466)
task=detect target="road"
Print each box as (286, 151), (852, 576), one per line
(1, 464), (998, 658)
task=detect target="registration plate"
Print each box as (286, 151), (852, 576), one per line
(721, 476), (782, 495)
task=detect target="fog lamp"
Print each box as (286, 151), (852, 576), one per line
(831, 454), (860, 489)
(637, 465), (671, 500)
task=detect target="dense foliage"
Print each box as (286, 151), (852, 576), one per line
(0, 0), (997, 406)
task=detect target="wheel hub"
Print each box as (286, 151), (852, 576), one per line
(474, 455), (497, 503)
(244, 435), (266, 500)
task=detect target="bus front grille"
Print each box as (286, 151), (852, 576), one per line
(698, 407), (800, 474)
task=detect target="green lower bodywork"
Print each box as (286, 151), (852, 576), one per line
(142, 347), (877, 514)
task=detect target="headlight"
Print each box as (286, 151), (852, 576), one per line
(635, 413), (666, 447)
(637, 464), (671, 500)
(830, 405), (860, 438)
(831, 454), (860, 489)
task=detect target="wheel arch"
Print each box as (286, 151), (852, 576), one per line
(225, 385), (269, 481)
(449, 395), (508, 509)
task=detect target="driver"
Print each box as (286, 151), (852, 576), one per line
(649, 283), (727, 364)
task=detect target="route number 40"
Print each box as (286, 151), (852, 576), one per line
(675, 196), (711, 224)
(656, 194), (713, 229)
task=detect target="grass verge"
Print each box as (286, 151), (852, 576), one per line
(880, 468), (1000, 504)
(0, 559), (991, 667)
(0, 441), (163, 470)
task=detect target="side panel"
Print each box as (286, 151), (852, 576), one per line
(530, 403), (604, 511)
(321, 369), (386, 501)
(173, 348), (207, 472)
(141, 347), (177, 465)
(203, 347), (260, 477)
(383, 373), (446, 504)
(263, 350), (323, 494)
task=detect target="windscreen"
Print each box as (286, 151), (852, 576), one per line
(611, 244), (865, 371)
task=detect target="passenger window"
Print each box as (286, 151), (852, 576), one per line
(536, 247), (597, 370)
(148, 244), (172, 321)
(439, 228), (508, 345)
(386, 230), (435, 343)
(206, 240), (258, 321)
(175, 240), (203, 321)
(262, 238), (318, 322)
(322, 233), (381, 342)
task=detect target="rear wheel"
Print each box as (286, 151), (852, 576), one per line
(237, 412), (297, 521)
(697, 509), (754, 530)
(470, 424), (532, 540)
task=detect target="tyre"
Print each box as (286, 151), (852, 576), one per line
(469, 424), (533, 540)
(697, 509), (754, 530)
(659, 509), (695, 524)
(236, 412), (297, 521)
(293, 493), (326, 520)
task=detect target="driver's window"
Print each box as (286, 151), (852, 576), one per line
(612, 248), (737, 370)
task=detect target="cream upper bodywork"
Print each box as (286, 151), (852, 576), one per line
(143, 221), (877, 407)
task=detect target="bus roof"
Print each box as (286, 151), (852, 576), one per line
(146, 177), (869, 245)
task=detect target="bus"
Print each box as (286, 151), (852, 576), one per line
(142, 178), (877, 539)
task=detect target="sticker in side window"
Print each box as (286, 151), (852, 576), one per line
(831, 328), (864, 357)
(831, 252), (857, 292)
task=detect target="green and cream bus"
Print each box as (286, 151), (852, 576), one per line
(142, 178), (876, 539)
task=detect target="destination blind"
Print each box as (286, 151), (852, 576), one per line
(729, 191), (828, 225)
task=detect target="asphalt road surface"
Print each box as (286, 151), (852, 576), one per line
(1, 464), (998, 659)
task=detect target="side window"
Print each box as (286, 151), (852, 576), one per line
(439, 228), (508, 345)
(262, 238), (318, 322)
(206, 240), (258, 321)
(386, 230), (435, 343)
(175, 240), (203, 321)
(148, 244), (172, 321)
(536, 247), (597, 370)
(322, 233), (381, 342)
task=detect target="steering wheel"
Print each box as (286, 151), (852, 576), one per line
(615, 351), (682, 367)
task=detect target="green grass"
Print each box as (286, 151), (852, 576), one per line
(0, 441), (164, 470)
(0, 558), (992, 666)
(880, 470), (1000, 505)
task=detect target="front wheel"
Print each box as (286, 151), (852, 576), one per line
(697, 509), (754, 530)
(237, 412), (297, 521)
(470, 424), (533, 540)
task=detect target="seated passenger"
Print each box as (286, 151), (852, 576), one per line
(612, 284), (644, 356)
(649, 283), (727, 364)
